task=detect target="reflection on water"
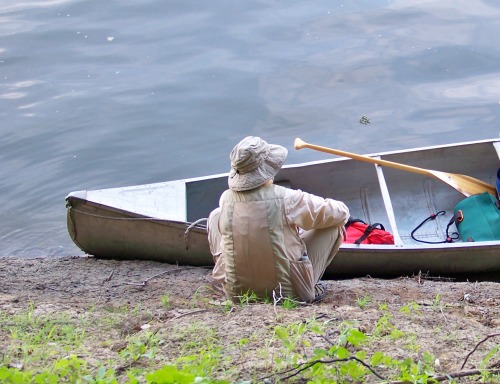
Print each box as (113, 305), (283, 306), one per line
(1, 0), (499, 256)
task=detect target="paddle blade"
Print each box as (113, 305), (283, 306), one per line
(430, 171), (498, 197)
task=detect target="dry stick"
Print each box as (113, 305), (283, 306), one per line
(264, 331), (500, 383)
(391, 368), (500, 384)
(272, 284), (284, 317)
(170, 309), (208, 321)
(460, 333), (500, 370)
(320, 334), (336, 346)
(105, 269), (115, 282)
(438, 306), (449, 328)
(274, 361), (500, 384)
(271, 284), (307, 317)
(269, 357), (388, 382)
(126, 266), (199, 286)
(93, 268), (116, 306)
(203, 275), (224, 294)
(393, 334), (500, 384)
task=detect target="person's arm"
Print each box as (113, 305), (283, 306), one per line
(284, 189), (349, 230)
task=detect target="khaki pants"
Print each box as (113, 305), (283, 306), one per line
(207, 207), (343, 290)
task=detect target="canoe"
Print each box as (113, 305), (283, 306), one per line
(66, 138), (500, 279)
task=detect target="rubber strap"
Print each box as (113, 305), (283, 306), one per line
(411, 211), (459, 244)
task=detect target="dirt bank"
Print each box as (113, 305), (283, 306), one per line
(0, 256), (499, 382)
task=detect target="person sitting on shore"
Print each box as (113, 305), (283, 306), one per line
(207, 136), (349, 303)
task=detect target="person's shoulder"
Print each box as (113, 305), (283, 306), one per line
(219, 189), (233, 203)
(275, 185), (305, 201)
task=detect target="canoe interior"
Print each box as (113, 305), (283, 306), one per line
(186, 139), (499, 246)
(67, 139), (500, 279)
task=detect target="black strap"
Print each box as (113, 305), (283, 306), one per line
(348, 220), (385, 244)
(344, 219), (366, 230)
(410, 211), (459, 244)
(355, 224), (379, 244)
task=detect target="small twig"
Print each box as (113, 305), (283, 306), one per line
(170, 309), (208, 321)
(93, 268), (115, 306)
(320, 334), (336, 346)
(412, 271), (455, 283)
(461, 333), (500, 370)
(203, 275), (224, 294)
(126, 267), (197, 286)
(416, 270), (422, 285)
(272, 284), (283, 317)
(105, 269), (115, 282)
(438, 306), (449, 327)
(271, 284), (305, 314)
(349, 356), (387, 380)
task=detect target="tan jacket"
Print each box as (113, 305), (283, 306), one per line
(215, 183), (349, 301)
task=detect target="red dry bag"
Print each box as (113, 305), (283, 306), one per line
(344, 219), (395, 245)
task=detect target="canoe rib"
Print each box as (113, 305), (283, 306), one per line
(372, 160), (403, 246)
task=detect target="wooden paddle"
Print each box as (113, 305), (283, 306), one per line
(294, 138), (497, 197)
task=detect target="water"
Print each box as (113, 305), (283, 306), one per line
(1, 0), (500, 257)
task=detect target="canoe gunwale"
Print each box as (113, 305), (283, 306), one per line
(66, 195), (208, 231)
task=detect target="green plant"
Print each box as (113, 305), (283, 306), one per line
(237, 290), (259, 305)
(145, 364), (229, 384)
(281, 297), (299, 309)
(119, 331), (161, 363)
(2, 298), (498, 384)
(378, 302), (389, 311)
(372, 312), (393, 338)
(0, 355), (119, 384)
(222, 300), (234, 312)
(267, 319), (444, 383)
(160, 293), (171, 308)
(480, 343), (500, 369)
(399, 301), (421, 317)
(432, 294), (441, 308)
(356, 295), (372, 310)
(1, 304), (86, 370)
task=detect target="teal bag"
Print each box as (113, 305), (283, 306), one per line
(453, 192), (500, 242)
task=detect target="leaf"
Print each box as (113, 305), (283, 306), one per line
(274, 327), (288, 340)
(313, 348), (328, 358)
(336, 346), (350, 359)
(481, 344), (500, 368)
(346, 329), (367, 347)
(145, 365), (196, 384)
(355, 350), (366, 360)
(370, 351), (385, 367)
(310, 324), (323, 334)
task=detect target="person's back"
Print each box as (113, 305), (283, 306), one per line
(219, 183), (305, 300)
(207, 136), (349, 303)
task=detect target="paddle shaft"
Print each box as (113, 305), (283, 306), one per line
(294, 138), (498, 197)
(294, 139), (431, 176)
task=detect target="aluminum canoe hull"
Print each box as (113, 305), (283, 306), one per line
(66, 138), (500, 278)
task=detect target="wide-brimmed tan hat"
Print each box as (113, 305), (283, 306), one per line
(228, 136), (288, 191)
